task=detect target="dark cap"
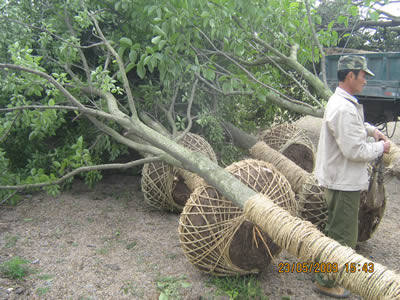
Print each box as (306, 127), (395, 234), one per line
(337, 55), (375, 76)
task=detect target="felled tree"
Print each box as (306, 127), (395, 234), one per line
(1, 2), (400, 298)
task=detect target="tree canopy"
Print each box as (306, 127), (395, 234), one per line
(0, 0), (399, 201)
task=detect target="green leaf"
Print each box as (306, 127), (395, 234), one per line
(125, 62), (135, 73)
(129, 49), (137, 63)
(181, 281), (191, 288)
(151, 35), (162, 45)
(203, 68), (215, 81)
(120, 37), (133, 47)
(137, 61), (146, 79)
(118, 46), (127, 59)
(158, 40), (167, 50)
(159, 292), (169, 300)
(153, 25), (166, 37)
(222, 81), (231, 93)
(143, 55), (151, 65)
(350, 5), (359, 17)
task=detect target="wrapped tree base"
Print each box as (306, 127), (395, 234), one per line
(297, 160), (387, 243)
(297, 175), (327, 230)
(141, 133), (217, 212)
(178, 159), (297, 276)
(258, 123), (316, 172)
(358, 159), (387, 242)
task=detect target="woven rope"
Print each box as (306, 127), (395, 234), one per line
(249, 141), (308, 193)
(297, 174), (327, 230)
(244, 194), (400, 299)
(250, 141), (386, 241)
(142, 132), (217, 212)
(383, 141), (400, 179)
(258, 123), (316, 172)
(179, 159), (297, 276)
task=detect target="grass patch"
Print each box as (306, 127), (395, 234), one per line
(36, 287), (50, 296)
(207, 275), (268, 300)
(0, 257), (32, 280)
(121, 281), (144, 297)
(37, 274), (54, 281)
(156, 274), (191, 300)
(126, 241), (137, 250)
(4, 235), (19, 248)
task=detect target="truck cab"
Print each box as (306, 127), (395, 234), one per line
(325, 52), (400, 127)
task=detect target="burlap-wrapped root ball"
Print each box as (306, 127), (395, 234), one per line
(297, 160), (386, 243)
(358, 160), (387, 242)
(297, 174), (327, 230)
(258, 123), (316, 172)
(178, 159), (297, 276)
(141, 132), (217, 212)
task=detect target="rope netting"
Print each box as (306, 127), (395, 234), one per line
(178, 159), (297, 276)
(141, 132), (217, 212)
(250, 141), (387, 242)
(244, 194), (400, 299)
(258, 123), (316, 172)
(383, 141), (400, 178)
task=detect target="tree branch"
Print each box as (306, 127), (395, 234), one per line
(195, 73), (254, 96)
(64, 9), (92, 83)
(176, 79), (198, 141)
(90, 14), (137, 118)
(0, 157), (160, 191)
(168, 79), (181, 136)
(305, 0), (328, 88)
(0, 191), (18, 205)
(0, 111), (20, 143)
(252, 36), (332, 101)
(1, 17), (104, 49)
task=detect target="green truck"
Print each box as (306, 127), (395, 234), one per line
(325, 52), (400, 128)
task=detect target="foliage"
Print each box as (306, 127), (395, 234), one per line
(207, 275), (268, 300)
(0, 0), (397, 195)
(155, 275), (191, 300)
(0, 256), (32, 280)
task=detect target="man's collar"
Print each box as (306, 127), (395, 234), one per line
(335, 87), (359, 104)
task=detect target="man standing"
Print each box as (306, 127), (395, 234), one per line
(313, 55), (390, 298)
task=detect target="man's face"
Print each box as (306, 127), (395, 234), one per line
(349, 70), (367, 95)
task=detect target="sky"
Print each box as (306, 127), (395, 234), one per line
(378, 1), (400, 17)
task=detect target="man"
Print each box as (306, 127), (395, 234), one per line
(313, 55), (390, 298)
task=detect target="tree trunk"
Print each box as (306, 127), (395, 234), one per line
(129, 120), (400, 299)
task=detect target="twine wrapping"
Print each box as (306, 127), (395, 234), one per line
(142, 132), (217, 212)
(179, 159), (297, 276)
(249, 141), (308, 192)
(258, 123), (316, 172)
(250, 141), (387, 242)
(244, 194), (400, 299)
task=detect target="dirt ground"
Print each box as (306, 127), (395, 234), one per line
(0, 116), (399, 299)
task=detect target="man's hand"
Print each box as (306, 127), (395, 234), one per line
(383, 141), (391, 153)
(373, 129), (387, 142)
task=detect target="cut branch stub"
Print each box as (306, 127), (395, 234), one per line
(258, 123), (316, 172)
(141, 132), (217, 212)
(178, 159), (297, 276)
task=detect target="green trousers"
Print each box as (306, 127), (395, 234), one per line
(315, 189), (361, 288)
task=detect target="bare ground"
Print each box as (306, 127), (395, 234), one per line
(0, 117), (399, 299)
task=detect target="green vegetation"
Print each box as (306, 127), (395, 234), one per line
(36, 286), (50, 296)
(4, 235), (19, 248)
(156, 275), (192, 300)
(208, 275), (268, 300)
(0, 0), (397, 201)
(0, 256), (32, 280)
